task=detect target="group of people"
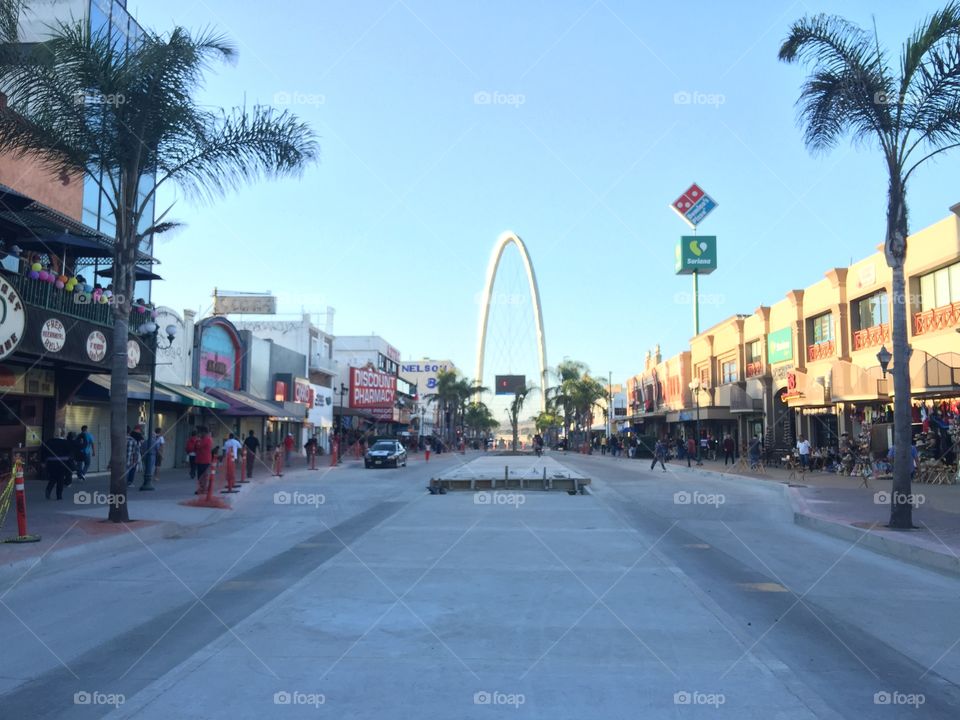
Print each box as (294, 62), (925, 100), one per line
(185, 428), (262, 493)
(43, 425), (96, 500)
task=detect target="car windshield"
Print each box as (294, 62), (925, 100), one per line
(371, 442), (395, 452)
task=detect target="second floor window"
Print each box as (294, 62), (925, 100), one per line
(810, 313), (833, 345)
(918, 261), (960, 312)
(746, 340), (762, 363)
(721, 360), (737, 384)
(853, 290), (888, 330)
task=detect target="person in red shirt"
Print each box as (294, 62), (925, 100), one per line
(194, 427), (213, 494)
(283, 432), (295, 466)
(185, 429), (198, 479)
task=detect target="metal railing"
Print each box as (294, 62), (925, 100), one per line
(3, 271), (114, 326)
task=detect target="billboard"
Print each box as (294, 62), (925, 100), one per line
(213, 291), (277, 315)
(675, 236), (717, 275)
(767, 327), (793, 364)
(350, 366), (397, 419)
(495, 375), (526, 395)
(670, 183), (718, 229)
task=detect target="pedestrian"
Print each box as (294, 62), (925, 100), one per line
(44, 431), (74, 500)
(887, 441), (920, 479)
(748, 435), (762, 469)
(125, 426), (144, 487)
(283, 432), (295, 466)
(76, 424), (95, 481)
(723, 433), (735, 465)
(243, 430), (259, 478)
(796, 435), (811, 469)
(151, 427), (165, 481)
(223, 432), (242, 460)
(185, 429), (198, 479)
(686, 436), (697, 467)
(600, 435), (607, 456)
(650, 437), (667, 472)
(68, 431), (84, 482)
(194, 427), (213, 494)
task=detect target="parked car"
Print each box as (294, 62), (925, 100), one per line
(365, 440), (407, 468)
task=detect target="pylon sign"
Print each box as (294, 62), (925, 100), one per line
(676, 236), (717, 275)
(670, 183), (718, 228)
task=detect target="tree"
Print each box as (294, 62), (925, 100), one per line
(548, 359), (588, 441)
(424, 369), (464, 444)
(506, 384), (535, 451)
(532, 409), (562, 446)
(464, 401), (498, 439)
(0, 20), (317, 521)
(779, 4), (960, 528)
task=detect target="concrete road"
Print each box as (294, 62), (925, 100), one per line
(1, 450), (958, 719)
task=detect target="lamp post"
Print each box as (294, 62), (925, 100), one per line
(336, 382), (348, 464)
(688, 378), (703, 466)
(877, 345), (892, 378)
(138, 320), (178, 491)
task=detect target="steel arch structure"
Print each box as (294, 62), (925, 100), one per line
(475, 231), (548, 412)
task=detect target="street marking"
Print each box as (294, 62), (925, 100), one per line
(683, 543), (711, 549)
(738, 582), (789, 593)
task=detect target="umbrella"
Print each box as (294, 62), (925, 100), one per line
(96, 265), (163, 281)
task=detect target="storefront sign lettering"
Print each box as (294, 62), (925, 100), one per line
(350, 367), (397, 410)
(0, 281), (26, 361)
(86, 331), (107, 362)
(41, 318), (66, 352)
(127, 339), (141, 369)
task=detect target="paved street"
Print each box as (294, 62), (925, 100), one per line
(1, 451), (959, 718)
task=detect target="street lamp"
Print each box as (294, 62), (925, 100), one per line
(336, 382), (348, 464)
(877, 345), (892, 378)
(138, 320), (178, 491)
(688, 378), (703, 466)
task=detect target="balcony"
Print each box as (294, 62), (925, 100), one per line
(852, 323), (889, 351)
(745, 360), (764, 378)
(913, 302), (960, 336)
(3, 270), (114, 326)
(807, 340), (834, 362)
(310, 355), (338, 376)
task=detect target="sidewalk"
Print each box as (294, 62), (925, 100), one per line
(0, 454), (319, 580)
(585, 451), (960, 576)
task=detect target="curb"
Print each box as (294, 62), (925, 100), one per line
(793, 511), (960, 577)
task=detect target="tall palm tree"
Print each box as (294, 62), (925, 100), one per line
(779, 4), (960, 528)
(548, 359), (588, 441)
(506, 384), (535, 451)
(464, 401), (497, 440)
(0, 20), (317, 521)
(424, 369), (459, 444)
(453, 378), (488, 441)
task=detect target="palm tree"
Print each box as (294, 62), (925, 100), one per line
(506, 384), (535, 451)
(0, 20), (317, 521)
(464, 401), (498, 441)
(779, 4), (960, 528)
(424, 369), (459, 444)
(452, 377), (488, 441)
(548, 359), (588, 442)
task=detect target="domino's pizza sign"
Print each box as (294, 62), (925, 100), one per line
(671, 182), (718, 229)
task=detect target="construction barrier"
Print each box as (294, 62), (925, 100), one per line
(309, 446), (318, 471)
(238, 448), (250, 484)
(2, 461), (40, 543)
(424, 446), (430, 462)
(331, 438), (339, 466)
(181, 461), (231, 509)
(272, 447), (284, 477)
(221, 453), (239, 494)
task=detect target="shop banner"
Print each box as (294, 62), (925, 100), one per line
(350, 367), (396, 419)
(767, 327), (793, 364)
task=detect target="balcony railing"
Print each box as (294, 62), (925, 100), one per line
(852, 323), (889, 351)
(807, 339), (835, 362)
(3, 271), (114, 326)
(913, 302), (960, 336)
(745, 360), (763, 377)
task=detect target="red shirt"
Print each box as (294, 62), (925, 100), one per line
(284, 435), (294, 451)
(686, 438), (697, 455)
(195, 435), (213, 464)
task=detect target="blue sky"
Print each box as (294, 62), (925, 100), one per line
(130, 0), (960, 386)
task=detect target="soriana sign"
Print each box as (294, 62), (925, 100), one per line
(350, 367), (396, 419)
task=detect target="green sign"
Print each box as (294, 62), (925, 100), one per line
(675, 236), (717, 275)
(767, 327), (793, 364)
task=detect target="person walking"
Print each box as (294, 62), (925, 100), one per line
(283, 432), (295, 466)
(722, 433), (735, 466)
(600, 435), (607, 456)
(194, 427), (213, 494)
(796, 435), (811, 470)
(650, 438), (667, 472)
(185, 429), (198, 480)
(223, 432), (242, 460)
(748, 435), (762, 469)
(44, 432), (74, 500)
(149, 427), (166, 481)
(243, 430), (260, 478)
(76, 425), (95, 481)
(125, 426), (144, 487)
(686, 436), (697, 468)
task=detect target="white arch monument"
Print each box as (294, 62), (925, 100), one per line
(474, 231), (548, 413)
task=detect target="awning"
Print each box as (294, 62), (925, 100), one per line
(82, 374), (180, 403)
(158, 382), (228, 409)
(205, 387), (302, 421)
(96, 265), (163, 281)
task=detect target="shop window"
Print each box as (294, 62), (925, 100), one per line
(852, 290), (888, 331)
(721, 360), (737, 384)
(918, 261), (960, 312)
(809, 312), (833, 344)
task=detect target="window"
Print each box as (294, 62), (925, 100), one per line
(918, 261), (960, 312)
(853, 291), (888, 330)
(746, 340), (761, 363)
(810, 313), (833, 344)
(721, 360), (737, 384)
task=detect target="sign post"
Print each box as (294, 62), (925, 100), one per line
(671, 183), (719, 336)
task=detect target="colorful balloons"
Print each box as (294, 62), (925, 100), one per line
(30, 262), (41, 272)
(28, 270), (39, 280)
(57, 275), (67, 285)
(55, 280), (64, 289)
